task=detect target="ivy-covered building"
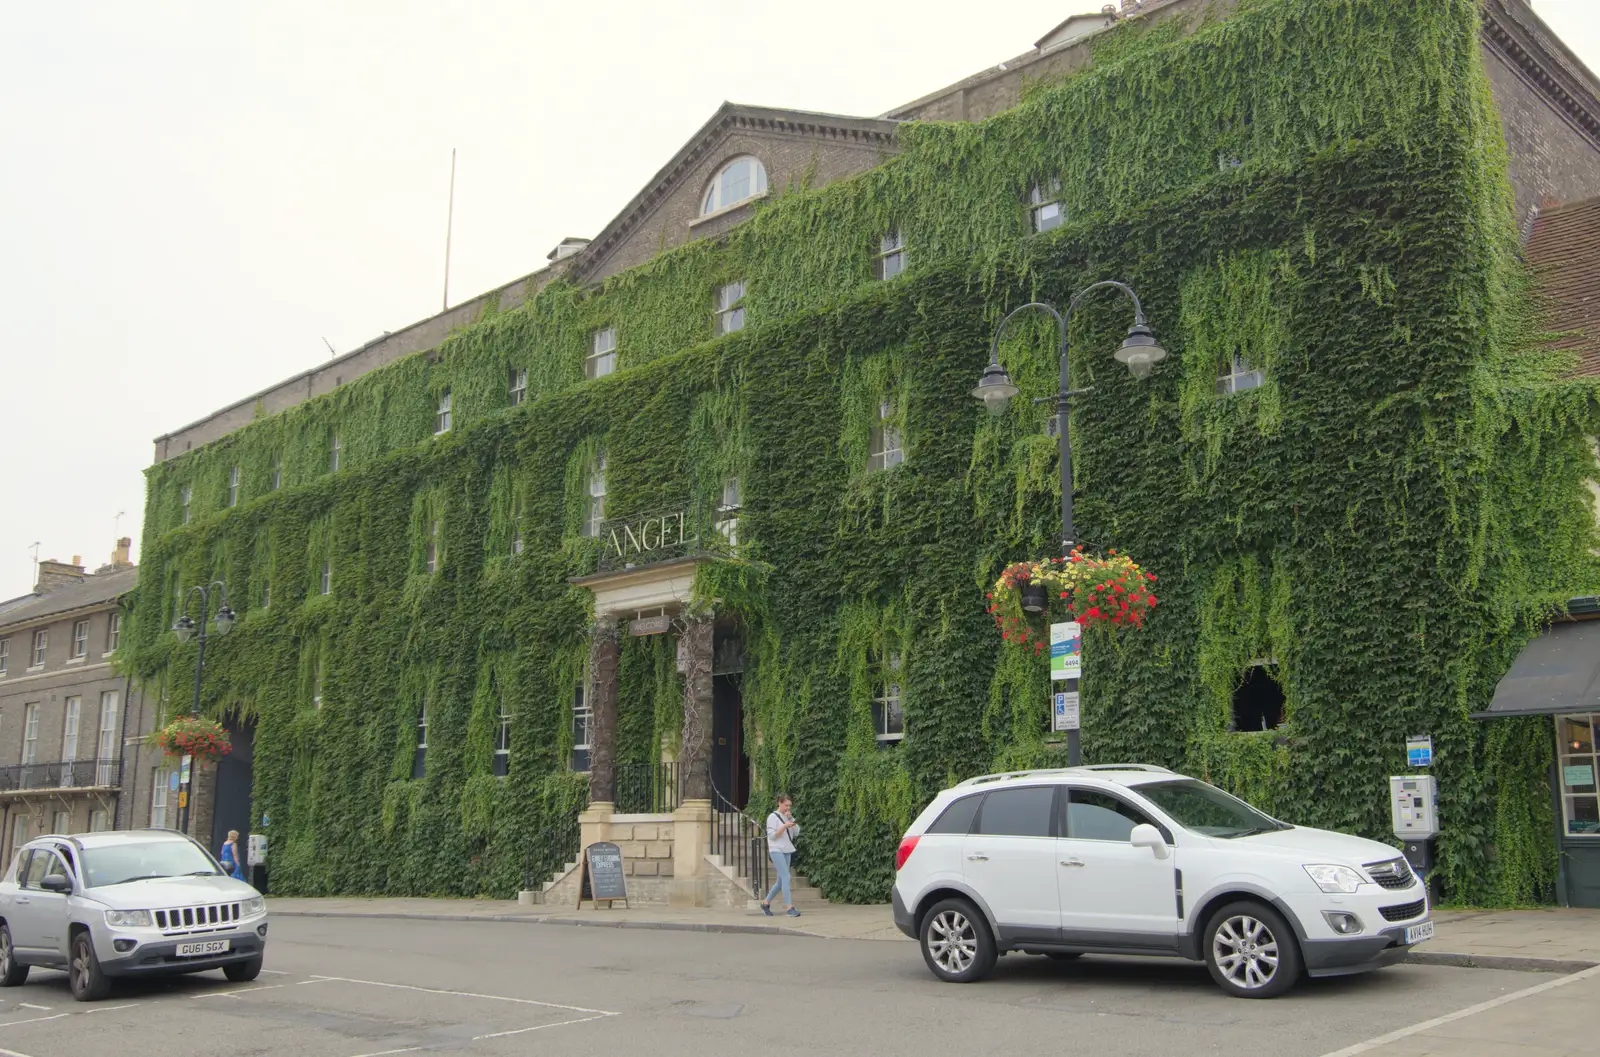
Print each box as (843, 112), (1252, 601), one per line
(132, 0), (1600, 907)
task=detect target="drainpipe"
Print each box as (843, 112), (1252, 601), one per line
(115, 671), (135, 830)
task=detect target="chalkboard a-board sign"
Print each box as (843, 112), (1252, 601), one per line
(577, 841), (628, 909)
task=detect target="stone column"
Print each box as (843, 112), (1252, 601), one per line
(677, 613), (715, 802)
(586, 617), (621, 809)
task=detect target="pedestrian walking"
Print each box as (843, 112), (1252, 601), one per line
(219, 829), (247, 881)
(761, 794), (801, 917)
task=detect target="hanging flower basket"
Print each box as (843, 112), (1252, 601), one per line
(986, 548), (1159, 651)
(149, 716), (232, 761)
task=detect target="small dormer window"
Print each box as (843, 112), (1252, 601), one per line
(701, 156), (768, 215)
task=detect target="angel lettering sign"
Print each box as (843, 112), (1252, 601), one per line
(605, 511), (695, 564)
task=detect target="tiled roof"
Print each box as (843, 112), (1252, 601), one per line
(0, 566), (138, 631)
(1525, 196), (1600, 377)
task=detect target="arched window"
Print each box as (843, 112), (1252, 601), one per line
(701, 156), (768, 215)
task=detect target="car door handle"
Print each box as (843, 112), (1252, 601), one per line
(14, 897), (29, 905)
(966, 854), (989, 862)
(1060, 859), (1086, 868)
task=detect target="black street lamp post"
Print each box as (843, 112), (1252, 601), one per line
(170, 580), (235, 835)
(973, 282), (1166, 764)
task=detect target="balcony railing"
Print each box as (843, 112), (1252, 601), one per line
(614, 760), (684, 815)
(591, 503), (738, 574)
(0, 759), (120, 793)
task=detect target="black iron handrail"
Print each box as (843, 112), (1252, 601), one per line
(0, 759), (120, 793)
(709, 782), (768, 902)
(522, 811), (584, 894)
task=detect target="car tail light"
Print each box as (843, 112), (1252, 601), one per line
(895, 835), (920, 871)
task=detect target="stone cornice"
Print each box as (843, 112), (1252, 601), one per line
(1482, 0), (1600, 150)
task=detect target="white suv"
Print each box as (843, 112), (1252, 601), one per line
(892, 765), (1431, 998)
(0, 830), (267, 1001)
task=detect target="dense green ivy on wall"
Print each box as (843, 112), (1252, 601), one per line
(128, 0), (1600, 904)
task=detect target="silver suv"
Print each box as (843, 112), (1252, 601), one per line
(0, 829), (267, 1001)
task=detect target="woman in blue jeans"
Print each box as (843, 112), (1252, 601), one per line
(761, 795), (801, 917)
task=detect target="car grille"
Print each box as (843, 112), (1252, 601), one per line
(1364, 858), (1415, 890)
(1379, 899), (1427, 923)
(154, 903), (244, 936)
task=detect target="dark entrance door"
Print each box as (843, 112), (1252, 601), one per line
(711, 674), (749, 810)
(210, 715), (255, 883)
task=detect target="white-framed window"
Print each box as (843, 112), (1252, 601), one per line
(715, 476), (742, 549)
(412, 703), (428, 780)
(424, 519), (441, 574)
(584, 453), (607, 538)
(1216, 351), (1265, 395)
(435, 389), (453, 435)
(151, 768), (171, 829)
(270, 454), (283, 491)
(1029, 179), (1063, 233)
(587, 328), (617, 380)
(106, 613), (121, 653)
(701, 156), (768, 215)
(227, 465), (240, 507)
(97, 692), (118, 785)
(30, 629), (47, 668)
(51, 810), (69, 836)
(71, 620), (88, 659)
(181, 485), (192, 524)
(329, 432), (343, 472)
(1558, 713), (1600, 837)
(571, 683), (592, 772)
(261, 580), (271, 609)
(511, 492), (525, 556)
(493, 701), (511, 777)
(509, 367), (528, 407)
(0, 638), (8, 675)
(874, 231), (907, 281)
(89, 809), (107, 832)
(320, 559), (332, 596)
(61, 696), (81, 780)
(312, 661), (324, 710)
(22, 703), (39, 766)
(874, 653), (905, 743)
(714, 281), (746, 335)
(868, 400), (904, 471)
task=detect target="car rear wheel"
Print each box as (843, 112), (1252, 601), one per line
(69, 932), (112, 1002)
(918, 898), (997, 983)
(223, 956), (263, 983)
(1203, 901), (1303, 999)
(0, 925), (29, 986)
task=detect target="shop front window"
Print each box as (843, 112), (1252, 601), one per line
(1558, 713), (1600, 836)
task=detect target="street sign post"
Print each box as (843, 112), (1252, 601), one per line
(1053, 691), (1080, 733)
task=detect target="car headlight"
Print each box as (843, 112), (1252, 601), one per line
(244, 896), (265, 916)
(1303, 864), (1366, 894)
(104, 909), (152, 928)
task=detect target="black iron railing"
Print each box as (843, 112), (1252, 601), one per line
(591, 503), (738, 574)
(615, 760), (684, 814)
(522, 809), (584, 894)
(0, 759), (120, 793)
(710, 782), (768, 902)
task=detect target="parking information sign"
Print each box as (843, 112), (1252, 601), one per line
(1053, 691), (1080, 732)
(1406, 735), (1433, 767)
(1050, 622), (1082, 681)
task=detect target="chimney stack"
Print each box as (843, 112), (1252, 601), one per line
(35, 557), (87, 594)
(95, 537), (135, 575)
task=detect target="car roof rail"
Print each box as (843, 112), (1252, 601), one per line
(1073, 764), (1174, 773)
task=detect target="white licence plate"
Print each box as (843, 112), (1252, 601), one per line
(1405, 920), (1434, 945)
(176, 940), (230, 957)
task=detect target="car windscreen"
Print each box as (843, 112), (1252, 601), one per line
(80, 841), (222, 888)
(1135, 779), (1288, 838)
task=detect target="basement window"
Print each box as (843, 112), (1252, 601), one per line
(1231, 662), (1285, 732)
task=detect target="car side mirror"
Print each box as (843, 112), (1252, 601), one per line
(1129, 824), (1170, 860)
(39, 873), (72, 893)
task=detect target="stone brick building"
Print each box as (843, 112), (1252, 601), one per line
(0, 540), (162, 861)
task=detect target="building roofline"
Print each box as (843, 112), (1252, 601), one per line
(1482, 0), (1600, 151)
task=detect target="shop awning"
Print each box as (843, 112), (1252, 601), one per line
(1472, 619), (1600, 719)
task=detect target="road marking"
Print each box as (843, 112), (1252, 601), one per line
(0, 1044), (38, 1057)
(472, 1012), (619, 1040)
(259, 968), (291, 975)
(14, 1005), (48, 1012)
(191, 984), (288, 999)
(309, 974), (619, 1016)
(0, 1002), (134, 1029)
(1318, 963), (1600, 1056)
(0, 1015), (67, 1029)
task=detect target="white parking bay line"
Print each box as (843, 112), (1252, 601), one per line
(1318, 963), (1600, 1057)
(0, 1044), (38, 1057)
(14, 1005), (48, 1013)
(473, 1012), (619, 1040)
(309, 975), (620, 1016)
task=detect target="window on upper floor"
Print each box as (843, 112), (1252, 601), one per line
(510, 492), (525, 557)
(270, 454), (283, 491)
(1029, 179), (1064, 233)
(227, 465), (240, 507)
(61, 696), (80, 764)
(587, 328), (617, 380)
(106, 613), (121, 653)
(868, 400), (904, 472)
(874, 652), (905, 744)
(509, 367), (528, 407)
(320, 559), (332, 596)
(874, 231), (907, 281)
(714, 281), (746, 335)
(435, 390), (452, 435)
(30, 629), (47, 669)
(716, 476), (742, 550)
(0, 638), (9, 675)
(493, 701), (512, 777)
(22, 703), (39, 765)
(180, 485), (192, 524)
(329, 433), (343, 473)
(701, 156), (768, 215)
(312, 660), (324, 710)
(584, 453), (607, 538)
(71, 620), (88, 659)
(424, 520), (441, 574)
(1217, 351), (1265, 395)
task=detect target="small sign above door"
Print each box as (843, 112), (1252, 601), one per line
(630, 615), (672, 636)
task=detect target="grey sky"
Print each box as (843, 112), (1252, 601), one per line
(1, 1), (1596, 599)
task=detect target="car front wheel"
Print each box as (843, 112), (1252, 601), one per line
(223, 956), (263, 983)
(918, 898), (997, 983)
(0, 925), (29, 986)
(1203, 901), (1303, 999)
(69, 932), (112, 1002)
